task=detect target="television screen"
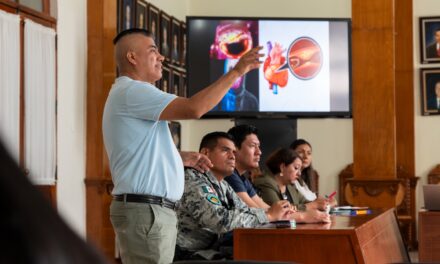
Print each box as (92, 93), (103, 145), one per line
(186, 17), (352, 118)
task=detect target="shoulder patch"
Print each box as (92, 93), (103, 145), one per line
(206, 194), (221, 205)
(202, 185), (215, 194)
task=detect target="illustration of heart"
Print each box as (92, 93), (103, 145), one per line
(263, 41), (288, 90)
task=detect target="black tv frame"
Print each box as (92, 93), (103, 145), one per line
(186, 16), (353, 119)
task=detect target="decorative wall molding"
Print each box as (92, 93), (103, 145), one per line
(346, 179), (403, 197)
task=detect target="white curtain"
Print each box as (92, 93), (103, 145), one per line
(24, 19), (56, 185)
(0, 10), (20, 162)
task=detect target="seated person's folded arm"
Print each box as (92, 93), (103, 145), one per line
(236, 192), (260, 208)
(251, 194), (270, 209)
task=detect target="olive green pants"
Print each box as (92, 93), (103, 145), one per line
(110, 200), (177, 264)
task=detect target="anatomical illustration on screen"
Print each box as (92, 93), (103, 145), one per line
(206, 20), (330, 113)
(209, 20), (259, 112)
(258, 21), (330, 112)
(187, 18), (351, 116)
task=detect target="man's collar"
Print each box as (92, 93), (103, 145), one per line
(204, 170), (222, 184)
(234, 168), (249, 178)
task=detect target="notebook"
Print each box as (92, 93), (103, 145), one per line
(423, 184), (440, 211)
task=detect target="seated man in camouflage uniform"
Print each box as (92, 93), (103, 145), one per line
(175, 132), (292, 260)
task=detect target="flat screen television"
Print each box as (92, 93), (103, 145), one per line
(186, 16), (352, 118)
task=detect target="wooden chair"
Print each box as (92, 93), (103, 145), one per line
(338, 164), (419, 250)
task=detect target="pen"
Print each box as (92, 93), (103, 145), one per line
(326, 191), (337, 200)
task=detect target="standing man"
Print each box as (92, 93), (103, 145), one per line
(102, 29), (262, 264)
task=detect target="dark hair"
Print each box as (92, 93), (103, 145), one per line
(199, 131), (234, 152)
(0, 140), (108, 264)
(289, 138), (315, 189)
(265, 148), (301, 175)
(227, 124), (258, 149)
(289, 138), (312, 150)
(113, 28), (154, 44)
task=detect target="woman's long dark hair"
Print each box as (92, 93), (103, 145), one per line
(289, 139), (317, 192)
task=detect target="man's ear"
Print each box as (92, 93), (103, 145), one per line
(126, 51), (136, 65)
(200, 148), (209, 156)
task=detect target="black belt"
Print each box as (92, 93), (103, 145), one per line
(113, 194), (178, 210)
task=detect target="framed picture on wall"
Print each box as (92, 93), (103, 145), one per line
(170, 69), (181, 95)
(147, 4), (160, 42)
(180, 23), (187, 66)
(168, 121), (181, 150)
(160, 66), (171, 92)
(420, 17), (440, 63)
(135, 0), (147, 29)
(420, 68), (440, 115)
(171, 18), (181, 65)
(120, 0), (134, 31)
(160, 12), (171, 61)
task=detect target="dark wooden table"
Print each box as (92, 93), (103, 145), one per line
(234, 208), (409, 264)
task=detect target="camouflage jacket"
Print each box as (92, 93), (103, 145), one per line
(176, 168), (268, 251)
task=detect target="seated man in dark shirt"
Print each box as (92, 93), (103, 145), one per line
(225, 125), (269, 208)
(226, 124), (330, 213)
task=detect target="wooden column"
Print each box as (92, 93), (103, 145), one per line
(347, 0), (415, 208)
(86, 0), (117, 261)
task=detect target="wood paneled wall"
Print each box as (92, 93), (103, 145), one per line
(394, 0), (415, 176)
(348, 0), (415, 208)
(86, 0), (117, 261)
(352, 0), (397, 181)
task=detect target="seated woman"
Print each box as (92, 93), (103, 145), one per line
(290, 139), (318, 198)
(254, 148), (328, 211)
(290, 139), (337, 206)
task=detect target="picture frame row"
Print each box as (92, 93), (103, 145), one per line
(118, 0), (187, 67)
(157, 67), (187, 97)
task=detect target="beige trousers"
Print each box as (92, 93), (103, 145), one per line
(110, 200), (177, 264)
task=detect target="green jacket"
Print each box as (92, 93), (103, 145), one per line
(254, 174), (308, 211)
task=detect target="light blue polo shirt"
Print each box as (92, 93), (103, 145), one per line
(102, 76), (184, 201)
